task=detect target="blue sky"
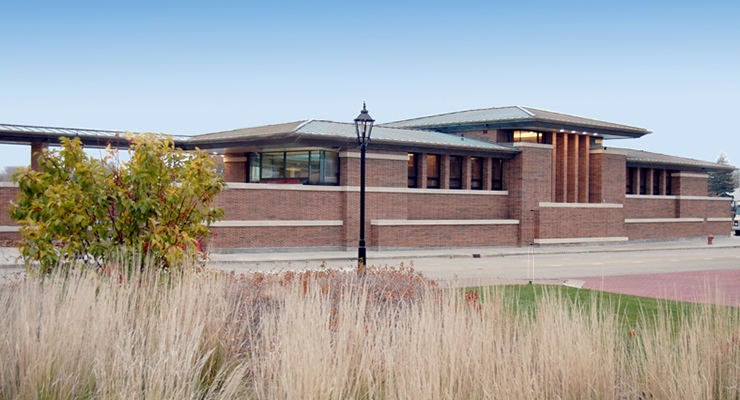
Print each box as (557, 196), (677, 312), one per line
(1, 0), (738, 168)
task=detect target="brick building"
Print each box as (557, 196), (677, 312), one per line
(0, 106), (736, 251)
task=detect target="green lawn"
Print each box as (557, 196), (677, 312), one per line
(467, 284), (719, 331)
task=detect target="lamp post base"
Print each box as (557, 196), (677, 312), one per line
(358, 241), (366, 275)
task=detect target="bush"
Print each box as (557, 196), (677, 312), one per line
(10, 133), (225, 272)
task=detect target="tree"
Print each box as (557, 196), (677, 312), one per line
(708, 152), (738, 197)
(0, 166), (24, 182)
(10, 133), (225, 272)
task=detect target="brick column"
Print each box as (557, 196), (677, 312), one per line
(658, 169), (666, 195)
(634, 167), (641, 195)
(578, 135), (589, 203)
(482, 157), (493, 190)
(505, 143), (553, 246)
(223, 153), (248, 183)
(554, 132), (568, 202)
(645, 168), (654, 195)
(419, 152), (428, 189)
(31, 142), (49, 172)
(440, 154), (450, 189)
(462, 156), (472, 190)
(566, 134), (578, 203)
(589, 150), (625, 205)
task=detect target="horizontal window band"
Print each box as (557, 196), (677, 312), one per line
(225, 183), (508, 195)
(625, 218), (704, 223)
(674, 172), (708, 179)
(625, 194), (678, 200)
(371, 219), (519, 226)
(514, 142), (553, 149)
(538, 202), (623, 209)
(212, 220), (343, 227)
(338, 152), (409, 161)
(534, 237), (629, 244)
(625, 195), (731, 201)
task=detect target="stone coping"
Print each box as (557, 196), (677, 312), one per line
(371, 219), (519, 226)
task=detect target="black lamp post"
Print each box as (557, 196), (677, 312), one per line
(354, 102), (374, 271)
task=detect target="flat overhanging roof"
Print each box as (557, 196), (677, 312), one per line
(382, 106), (651, 139)
(0, 120), (521, 158)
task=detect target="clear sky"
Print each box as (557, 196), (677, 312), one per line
(1, 0), (738, 168)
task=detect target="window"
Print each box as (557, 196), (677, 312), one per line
(471, 157), (482, 190)
(653, 169), (661, 195)
(492, 158), (503, 190)
(408, 153), (418, 188)
(449, 156), (462, 189)
(256, 150), (338, 185)
(427, 154), (440, 188)
(639, 168), (647, 194)
(626, 167), (635, 194)
(666, 170), (673, 195)
(513, 131), (551, 144)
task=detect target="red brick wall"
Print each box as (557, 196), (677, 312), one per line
(0, 186), (19, 225)
(215, 187), (344, 220)
(407, 193), (508, 220)
(371, 224), (518, 249)
(673, 175), (708, 196)
(678, 198), (730, 219)
(624, 197), (677, 218)
(537, 206), (625, 239)
(367, 157), (407, 188)
(588, 152), (603, 203)
(627, 221), (700, 240)
(626, 221), (706, 240)
(209, 226), (343, 249)
(0, 186), (21, 245)
(340, 150), (407, 188)
(707, 221), (733, 237)
(505, 144), (553, 245)
(601, 152), (626, 205)
(224, 154), (247, 183)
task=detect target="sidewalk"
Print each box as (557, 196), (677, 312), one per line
(2, 235), (737, 268)
(206, 235), (740, 266)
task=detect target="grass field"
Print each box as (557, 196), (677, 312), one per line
(481, 284), (699, 330)
(1, 265), (738, 399)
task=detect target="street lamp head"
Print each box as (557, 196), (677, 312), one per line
(354, 102), (374, 145)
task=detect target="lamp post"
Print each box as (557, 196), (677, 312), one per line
(354, 102), (374, 272)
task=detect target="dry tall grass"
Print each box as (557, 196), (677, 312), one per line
(1, 265), (739, 399)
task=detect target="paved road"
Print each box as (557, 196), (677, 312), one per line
(410, 247), (740, 281)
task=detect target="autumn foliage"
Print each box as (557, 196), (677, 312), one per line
(9, 133), (225, 271)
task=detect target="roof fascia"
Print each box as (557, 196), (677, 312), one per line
(626, 160), (736, 173)
(426, 119), (648, 138)
(184, 132), (519, 158)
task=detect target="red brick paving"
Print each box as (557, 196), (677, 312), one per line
(573, 269), (740, 307)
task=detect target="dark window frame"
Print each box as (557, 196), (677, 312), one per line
(491, 158), (503, 190)
(408, 153), (418, 188)
(257, 150), (338, 185)
(449, 155), (463, 189)
(471, 157), (482, 190)
(427, 154), (440, 188)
